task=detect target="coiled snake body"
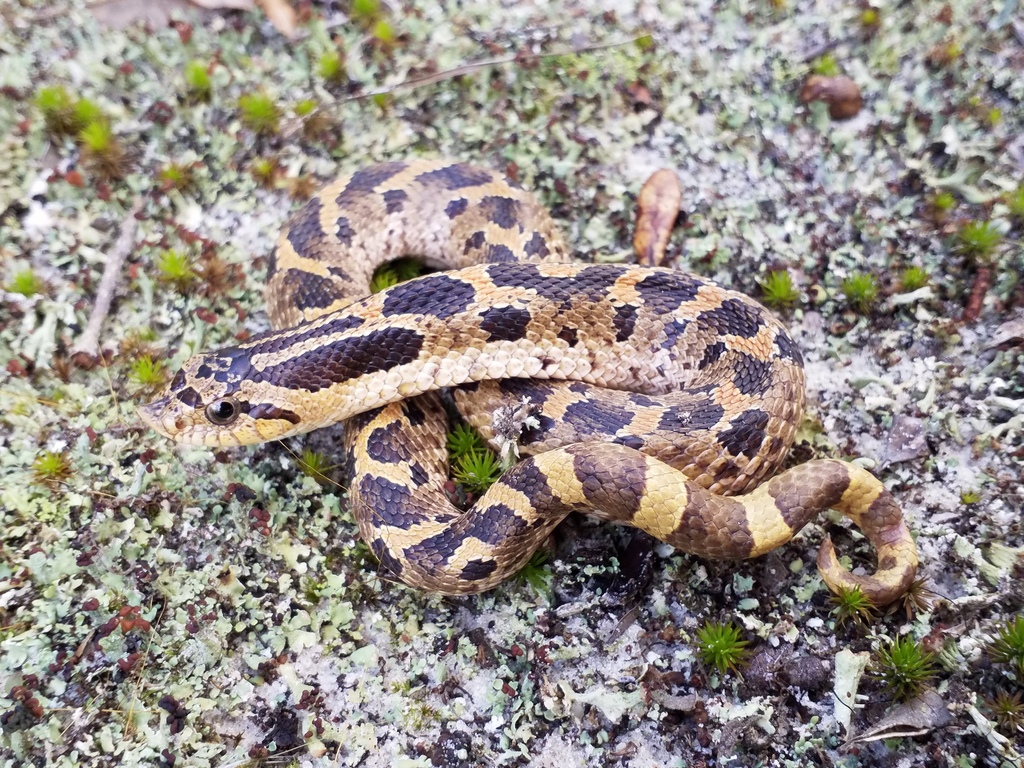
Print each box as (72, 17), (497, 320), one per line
(140, 159), (918, 604)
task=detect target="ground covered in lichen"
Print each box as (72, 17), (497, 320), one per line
(2, 1), (1023, 766)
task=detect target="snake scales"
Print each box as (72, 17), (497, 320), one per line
(140, 158), (918, 604)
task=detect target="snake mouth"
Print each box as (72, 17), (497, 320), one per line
(137, 396), (177, 440)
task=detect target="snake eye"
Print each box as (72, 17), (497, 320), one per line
(206, 398), (239, 426)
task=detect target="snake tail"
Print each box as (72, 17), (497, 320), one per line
(350, 398), (916, 604)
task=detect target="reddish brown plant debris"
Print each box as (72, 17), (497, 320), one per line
(799, 75), (863, 119)
(962, 265), (991, 322)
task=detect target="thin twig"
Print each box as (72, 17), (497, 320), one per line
(801, 38), (840, 63)
(123, 599), (166, 739)
(333, 35), (647, 105)
(362, 35), (645, 100)
(72, 197), (143, 365)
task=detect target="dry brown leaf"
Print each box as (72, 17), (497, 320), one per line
(88, 0), (194, 29)
(188, 0), (254, 9)
(257, 0), (297, 38)
(625, 81), (653, 107)
(633, 169), (682, 266)
(843, 689), (952, 748)
(881, 415), (930, 467)
(987, 309), (1024, 349)
(799, 75), (863, 120)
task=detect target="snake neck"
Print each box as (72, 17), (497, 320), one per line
(142, 262), (804, 448)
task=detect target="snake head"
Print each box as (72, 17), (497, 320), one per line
(138, 347), (306, 447)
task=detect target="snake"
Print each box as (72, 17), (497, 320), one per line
(139, 158), (918, 605)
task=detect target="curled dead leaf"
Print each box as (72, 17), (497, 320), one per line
(257, 0), (297, 38)
(881, 415), (930, 466)
(799, 75), (863, 120)
(188, 0), (254, 9)
(625, 80), (653, 107)
(188, 0), (296, 37)
(987, 310), (1024, 349)
(89, 0), (194, 29)
(633, 169), (682, 266)
(843, 689), (952, 748)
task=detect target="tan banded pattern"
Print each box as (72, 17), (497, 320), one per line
(140, 158), (918, 606)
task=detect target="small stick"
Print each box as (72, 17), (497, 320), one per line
(71, 197), (143, 366)
(962, 265), (992, 323)
(801, 39), (840, 63)
(283, 35), (648, 139)
(343, 36), (648, 102)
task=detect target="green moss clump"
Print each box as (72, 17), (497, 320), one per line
(859, 7), (880, 29)
(33, 450), (73, 485)
(810, 53), (840, 77)
(79, 120), (113, 153)
(73, 99), (104, 128)
(370, 258), (424, 293)
(929, 40), (961, 67)
(758, 270), (800, 309)
(130, 355), (168, 391)
(79, 120), (128, 180)
(985, 691), (1024, 735)
(184, 61), (213, 102)
(898, 266), (929, 292)
(635, 34), (655, 52)
(295, 99), (317, 117)
(158, 162), (197, 193)
(318, 50), (346, 84)
(298, 448), (333, 484)
(1005, 187), (1024, 223)
(6, 267), (43, 297)
(36, 87), (105, 139)
(371, 19), (396, 46)
(956, 220), (1001, 259)
(695, 621), (750, 677)
(931, 191), (956, 213)
(447, 423), (487, 457)
(36, 85), (79, 136)
(446, 423), (502, 495)
(351, 0), (381, 23)
(988, 616), (1024, 674)
(238, 93), (281, 136)
(873, 636), (937, 701)
(155, 249), (197, 291)
(516, 551), (553, 600)
(959, 489), (982, 505)
(830, 585), (876, 627)
(453, 446), (502, 495)
(840, 272), (879, 313)
(250, 157), (279, 188)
